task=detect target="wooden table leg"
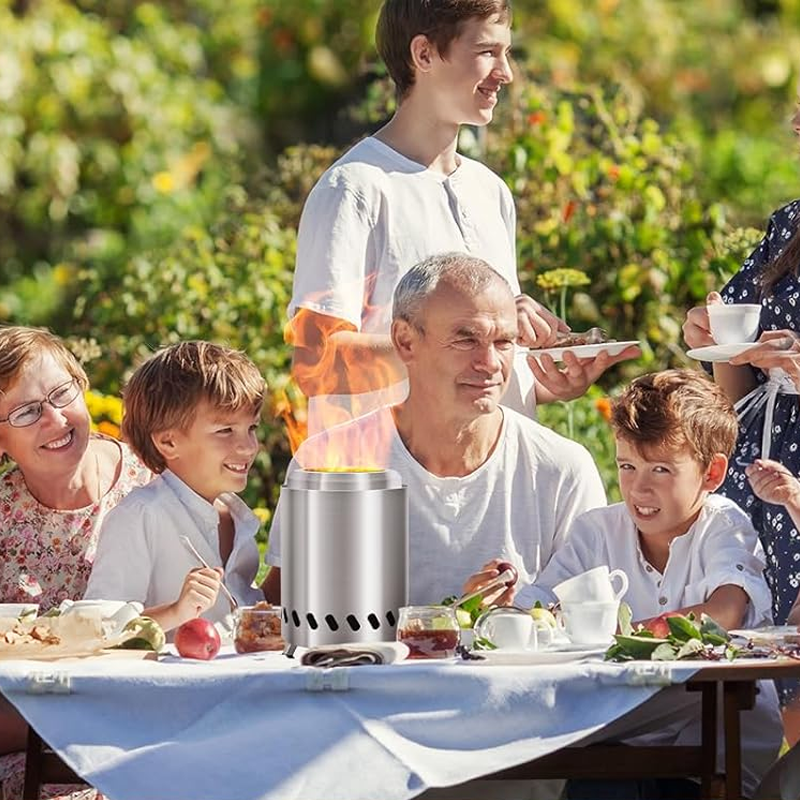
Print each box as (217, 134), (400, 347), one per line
(22, 727), (44, 800)
(688, 682), (717, 799)
(723, 680), (757, 800)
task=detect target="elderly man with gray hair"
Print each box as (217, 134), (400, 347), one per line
(263, 253), (606, 605)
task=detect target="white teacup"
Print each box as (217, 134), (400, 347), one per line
(559, 600), (620, 646)
(0, 603), (38, 619)
(553, 566), (628, 604)
(707, 302), (761, 345)
(474, 607), (554, 651)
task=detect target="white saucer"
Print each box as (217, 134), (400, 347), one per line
(685, 342), (757, 363)
(525, 341), (640, 362)
(556, 640), (613, 651)
(729, 625), (800, 645)
(467, 645), (607, 666)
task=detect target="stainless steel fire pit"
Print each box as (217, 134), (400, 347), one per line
(281, 469), (408, 648)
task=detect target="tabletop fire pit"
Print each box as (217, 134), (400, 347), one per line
(281, 468), (408, 651)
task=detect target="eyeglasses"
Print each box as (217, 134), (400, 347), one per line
(0, 380), (82, 428)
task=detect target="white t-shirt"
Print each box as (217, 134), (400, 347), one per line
(86, 470), (263, 626)
(517, 494), (772, 628)
(516, 495), (782, 796)
(267, 406), (607, 604)
(291, 136), (535, 431)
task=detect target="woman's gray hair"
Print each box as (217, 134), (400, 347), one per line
(392, 252), (511, 327)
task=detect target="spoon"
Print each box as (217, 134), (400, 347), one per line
(452, 568), (517, 609)
(179, 535), (238, 611)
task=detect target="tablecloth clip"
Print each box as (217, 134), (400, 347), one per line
(305, 669), (350, 692)
(26, 671), (72, 694)
(624, 663), (675, 687)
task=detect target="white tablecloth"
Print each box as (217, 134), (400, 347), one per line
(0, 649), (704, 800)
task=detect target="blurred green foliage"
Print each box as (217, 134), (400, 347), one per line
(492, 80), (765, 384)
(514, 0), (800, 221)
(68, 184), (299, 511)
(537, 386), (620, 503)
(3, 0), (800, 509)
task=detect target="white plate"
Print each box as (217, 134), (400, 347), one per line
(525, 341), (640, 362)
(729, 626), (800, 645)
(467, 645), (607, 665)
(685, 343), (758, 363)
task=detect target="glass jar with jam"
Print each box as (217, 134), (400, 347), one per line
(396, 605), (460, 659)
(233, 602), (284, 654)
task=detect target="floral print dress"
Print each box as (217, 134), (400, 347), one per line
(0, 436), (151, 800)
(718, 199), (800, 699)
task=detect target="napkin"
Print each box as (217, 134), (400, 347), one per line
(300, 641), (409, 667)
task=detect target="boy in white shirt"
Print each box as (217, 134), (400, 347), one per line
(515, 369), (782, 799)
(86, 341), (265, 632)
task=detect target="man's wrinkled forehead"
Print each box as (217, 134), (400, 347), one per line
(430, 283), (517, 333)
(448, 311), (517, 339)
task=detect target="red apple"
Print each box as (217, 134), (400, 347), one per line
(175, 618), (221, 660)
(495, 561), (519, 588)
(644, 614), (671, 639)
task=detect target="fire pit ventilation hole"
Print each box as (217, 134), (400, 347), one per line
(346, 614), (361, 632)
(385, 610), (396, 627)
(367, 614), (380, 630)
(325, 614), (339, 632)
(291, 610), (301, 628)
(306, 613), (319, 630)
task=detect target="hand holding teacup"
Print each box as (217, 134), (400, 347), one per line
(682, 292), (761, 349)
(706, 300), (761, 345)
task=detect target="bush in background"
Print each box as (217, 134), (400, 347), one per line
(4, 0), (800, 510)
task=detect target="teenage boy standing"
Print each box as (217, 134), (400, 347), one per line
(289, 0), (639, 434)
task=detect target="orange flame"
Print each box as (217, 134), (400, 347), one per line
(293, 399), (398, 472)
(273, 388), (307, 454)
(282, 280), (403, 469)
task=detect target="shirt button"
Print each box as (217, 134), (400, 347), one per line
(659, 596), (668, 606)
(645, 565), (653, 573)
(736, 564), (744, 571)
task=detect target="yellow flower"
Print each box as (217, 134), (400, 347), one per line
(152, 171), (175, 194)
(252, 507), (272, 525)
(52, 264), (73, 286)
(103, 396), (123, 425)
(97, 421), (121, 440)
(536, 268), (591, 292)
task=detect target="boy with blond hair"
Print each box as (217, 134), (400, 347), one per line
(515, 369), (781, 798)
(86, 341), (265, 632)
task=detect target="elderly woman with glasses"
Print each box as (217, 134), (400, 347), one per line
(0, 326), (151, 610)
(0, 326), (151, 800)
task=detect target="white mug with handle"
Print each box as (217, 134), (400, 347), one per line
(553, 566), (628, 604)
(473, 607), (555, 651)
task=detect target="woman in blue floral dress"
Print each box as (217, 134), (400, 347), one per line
(684, 198), (800, 717)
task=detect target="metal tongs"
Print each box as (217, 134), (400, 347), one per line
(452, 567), (516, 608)
(180, 535), (238, 611)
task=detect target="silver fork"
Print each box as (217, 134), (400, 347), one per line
(179, 535), (238, 611)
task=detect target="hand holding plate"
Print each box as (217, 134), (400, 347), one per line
(728, 329), (800, 385)
(528, 343), (641, 403)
